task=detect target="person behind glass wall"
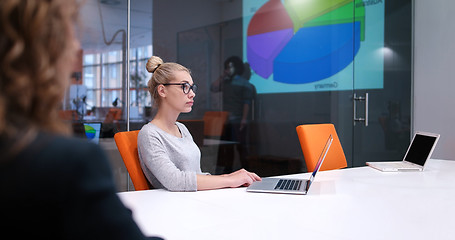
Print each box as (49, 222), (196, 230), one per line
(0, 0), (161, 239)
(137, 56), (261, 191)
(211, 56), (257, 171)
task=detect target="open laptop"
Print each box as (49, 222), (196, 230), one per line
(366, 131), (440, 172)
(83, 122), (102, 144)
(246, 134), (333, 195)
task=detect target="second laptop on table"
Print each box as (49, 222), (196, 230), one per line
(366, 131), (440, 172)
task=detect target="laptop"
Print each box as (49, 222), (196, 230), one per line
(246, 134), (333, 195)
(83, 122), (102, 144)
(366, 131), (440, 172)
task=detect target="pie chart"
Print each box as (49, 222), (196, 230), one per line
(84, 124), (96, 139)
(247, 0), (365, 84)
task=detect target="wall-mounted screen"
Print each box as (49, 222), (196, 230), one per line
(243, 0), (385, 94)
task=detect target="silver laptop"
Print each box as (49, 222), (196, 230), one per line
(366, 131), (440, 172)
(246, 134), (333, 195)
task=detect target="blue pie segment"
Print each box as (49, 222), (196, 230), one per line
(274, 22), (361, 84)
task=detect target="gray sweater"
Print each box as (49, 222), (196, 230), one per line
(137, 122), (203, 191)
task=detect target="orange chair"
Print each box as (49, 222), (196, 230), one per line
(203, 111), (229, 138)
(296, 123), (347, 172)
(114, 130), (150, 191)
(104, 108), (122, 123)
(58, 110), (78, 121)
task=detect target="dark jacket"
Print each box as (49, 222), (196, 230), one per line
(0, 132), (162, 240)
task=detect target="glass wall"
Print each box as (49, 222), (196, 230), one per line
(66, 0), (153, 191)
(70, 0), (413, 191)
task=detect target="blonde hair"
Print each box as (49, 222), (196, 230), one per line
(0, 0), (80, 155)
(146, 56), (191, 106)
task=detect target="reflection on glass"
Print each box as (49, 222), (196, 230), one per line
(63, 0), (411, 191)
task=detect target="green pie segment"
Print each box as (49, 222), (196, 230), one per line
(303, 0), (366, 41)
(84, 125), (96, 139)
(283, 0), (353, 32)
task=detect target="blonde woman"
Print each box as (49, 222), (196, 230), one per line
(138, 56), (261, 191)
(0, 0), (161, 239)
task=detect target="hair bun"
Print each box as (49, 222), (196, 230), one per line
(146, 56), (164, 73)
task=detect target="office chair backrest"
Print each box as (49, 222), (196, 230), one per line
(58, 110), (78, 121)
(203, 111), (229, 137)
(296, 123), (347, 172)
(104, 108), (122, 123)
(114, 130), (150, 191)
(178, 119), (205, 147)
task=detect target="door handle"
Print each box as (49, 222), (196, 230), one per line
(353, 93), (369, 126)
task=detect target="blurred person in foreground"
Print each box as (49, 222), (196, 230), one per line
(0, 0), (162, 239)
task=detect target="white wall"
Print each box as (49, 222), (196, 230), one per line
(414, 0), (455, 160)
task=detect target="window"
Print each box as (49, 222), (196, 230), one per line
(82, 45), (152, 108)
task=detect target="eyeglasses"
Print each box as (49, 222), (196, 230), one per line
(162, 82), (198, 94)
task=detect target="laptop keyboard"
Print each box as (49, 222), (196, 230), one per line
(375, 162), (420, 169)
(274, 179), (303, 191)
(389, 162), (419, 168)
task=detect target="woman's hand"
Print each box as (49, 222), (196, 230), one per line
(197, 169), (261, 191)
(224, 169), (261, 188)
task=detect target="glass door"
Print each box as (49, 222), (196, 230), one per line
(240, 0), (359, 172)
(174, 0), (413, 175)
(352, 0), (412, 166)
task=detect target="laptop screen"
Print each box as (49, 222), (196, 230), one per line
(404, 133), (439, 166)
(84, 123), (101, 144)
(307, 134), (333, 189)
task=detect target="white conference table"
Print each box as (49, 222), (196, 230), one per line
(118, 159), (455, 240)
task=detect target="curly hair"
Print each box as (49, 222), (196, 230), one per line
(0, 0), (80, 155)
(224, 56), (244, 76)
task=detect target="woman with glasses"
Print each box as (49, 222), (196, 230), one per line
(138, 56), (261, 191)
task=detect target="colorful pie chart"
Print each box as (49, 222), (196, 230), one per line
(247, 0), (365, 84)
(84, 125), (96, 139)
